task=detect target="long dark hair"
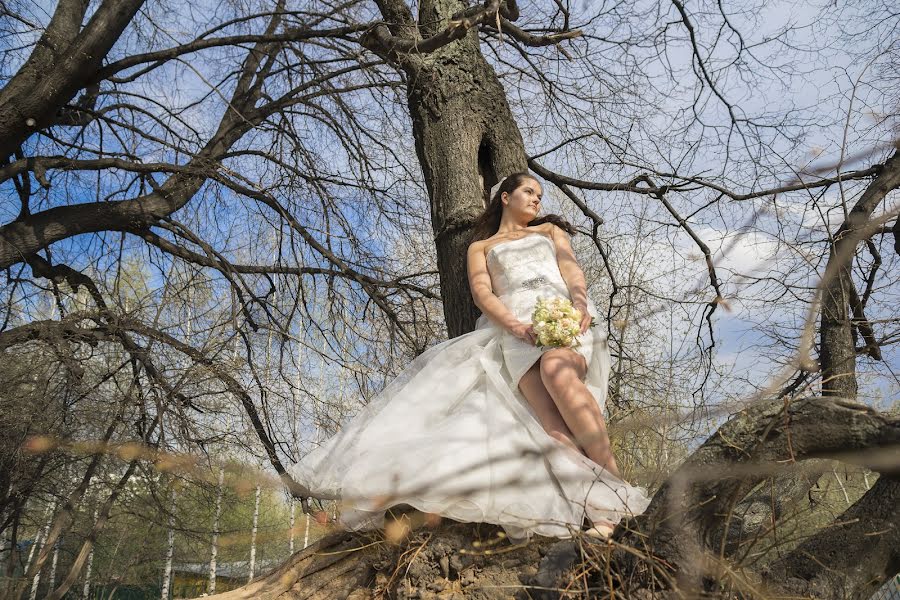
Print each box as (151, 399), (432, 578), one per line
(469, 171), (577, 243)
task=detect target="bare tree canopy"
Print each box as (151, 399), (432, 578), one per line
(1, 0), (898, 598)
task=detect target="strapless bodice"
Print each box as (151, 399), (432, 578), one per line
(473, 232), (604, 337)
(485, 234), (572, 317)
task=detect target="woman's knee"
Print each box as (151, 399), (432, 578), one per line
(546, 428), (576, 446)
(539, 350), (586, 388)
(545, 429), (588, 457)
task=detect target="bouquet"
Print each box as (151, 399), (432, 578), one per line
(530, 297), (596, 348)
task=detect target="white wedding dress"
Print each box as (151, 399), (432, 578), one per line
(289, 233), (650, 541)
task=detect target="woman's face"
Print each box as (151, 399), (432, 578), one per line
(501, 178), (543, 219)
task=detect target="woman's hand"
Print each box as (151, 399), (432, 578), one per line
(507, 321), (536, 345)
(575, 303), (592, 335)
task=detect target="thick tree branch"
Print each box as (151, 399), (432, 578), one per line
(374, 0), (416, 33)
(0, 181), (205, 269)
(764, 475), (900, 600)
(530, 156), (883, 200)
(0, 12), (294, 269)
(361, 0), (512, 61)
(132, 229), (440, 300)
(0, 155), (205, 186)
(616, 396), (900, 591)
(95, 26), (369, 83)
(0, 0), (146, 158)
(0, 317), (104, 351)
(482, 17), (582, 51)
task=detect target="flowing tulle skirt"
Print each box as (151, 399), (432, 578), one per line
(289, 313), (650, 542)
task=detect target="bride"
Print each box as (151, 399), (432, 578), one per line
(289, 172), (649, 542)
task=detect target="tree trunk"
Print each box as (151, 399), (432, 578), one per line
(249, 485), (261, 582)
(820, 150), (900, 398)
(289, 499), (296, 555)
(47, 540), (59, 594)
(3, 507), (20, 587)
(80, 511), (96, 600)
(46, 461), (138, 600)
(21, 504), (49, 583)
(160, 492), (176, 600)
(382, 1), (529, 337)
(303, 513), (310, 551)
(605, 396), (900, 598)
(722, 460), (828, 560)
(28, 506), (53, 600)
(208, 467), (225, 596)
(199, 394), (899, 600)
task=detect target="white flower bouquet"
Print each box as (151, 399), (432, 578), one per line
(530, 296), (596, 348)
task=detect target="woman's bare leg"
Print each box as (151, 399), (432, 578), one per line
(539, 348), (622, 479)
(517, 362), (587, 459)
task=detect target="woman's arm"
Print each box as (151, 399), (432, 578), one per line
(550, 225), (592, 333)
(466, 242), (524, 332)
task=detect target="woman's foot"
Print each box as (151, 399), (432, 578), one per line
(583, 521), (615, 540)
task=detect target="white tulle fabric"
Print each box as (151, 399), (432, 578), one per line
(289, 234), (650, 541)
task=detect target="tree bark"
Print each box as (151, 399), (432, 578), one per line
(366, 0), (530, 337)
(0, 10), (284, 270)
(722, 460), (828, 560)
(79, 509), (97, 600)
(0, 0), (146, 158)
(27, 506), (53, 600)
(160, 491), (176, 600)
(289, 498), (296, 556)
(764, 474), (900, 600)
(611, 396), (900, 594)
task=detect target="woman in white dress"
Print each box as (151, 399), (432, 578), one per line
(289, 172), (649, 542)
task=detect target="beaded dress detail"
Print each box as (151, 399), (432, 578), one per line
(289, 234), (650, 541)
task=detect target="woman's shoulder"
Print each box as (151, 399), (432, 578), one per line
(539, 221), (562, 234)
(538, 221), (568, 241)
(469, 223), (559, 255)
(468, 237), (488, 252)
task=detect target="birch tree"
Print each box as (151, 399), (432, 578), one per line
(207, 467), (225, 596)
(248, 485), (261, 583)
(159, 491), (176, 600)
